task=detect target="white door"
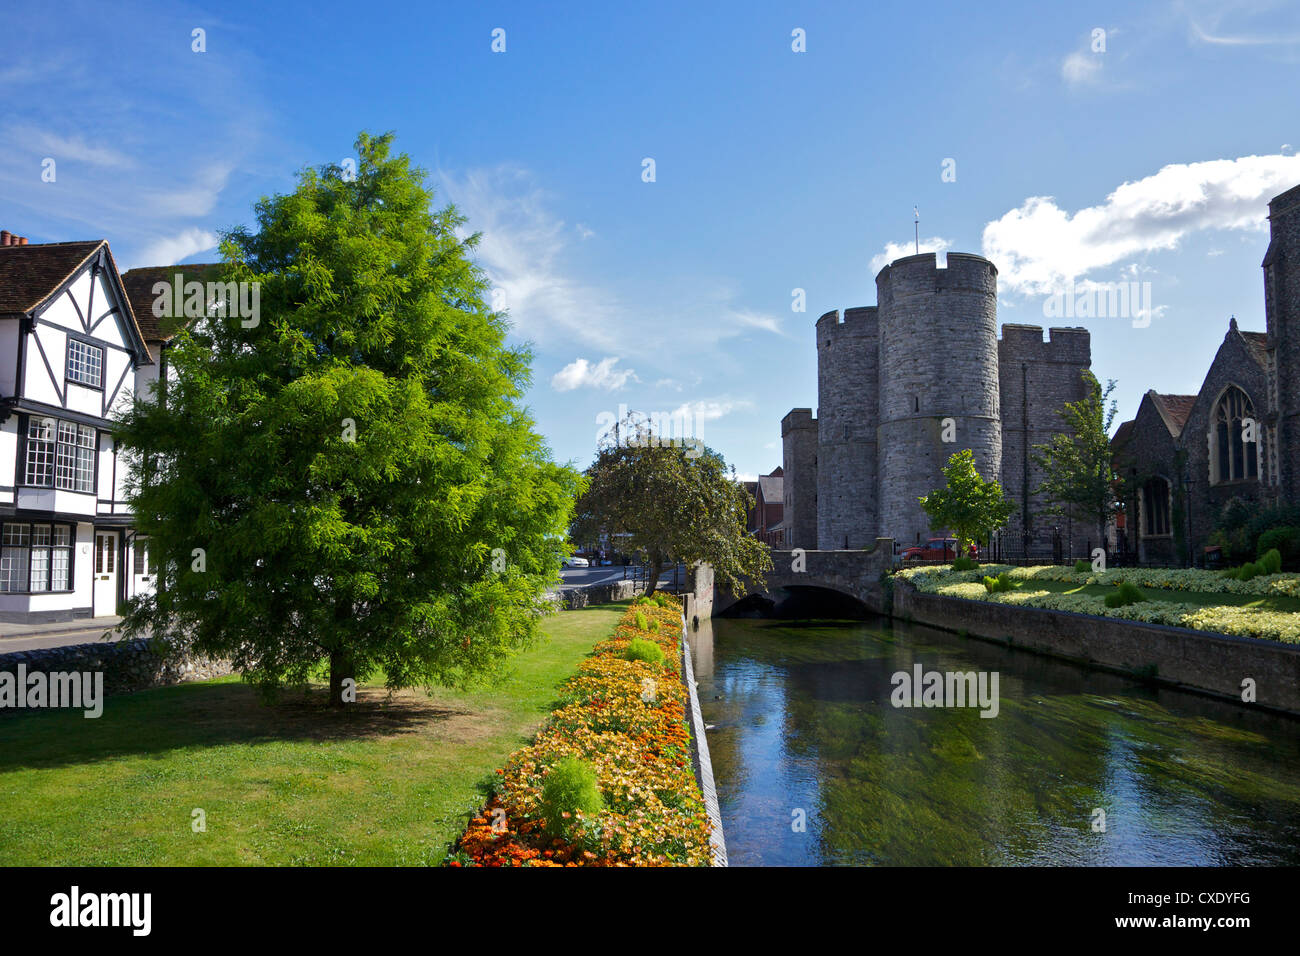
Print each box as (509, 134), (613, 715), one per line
(93, 531), (119, 616)
(130, 536), (156, 598)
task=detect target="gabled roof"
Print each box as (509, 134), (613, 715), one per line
(0, 240), (105, 313)
(1111, 419), (1136, 450)
(757, 474), (784, 503)
(119, 263), (223, 342)
(0, 239), (151, 363)
(1147, 391), (1197, 438)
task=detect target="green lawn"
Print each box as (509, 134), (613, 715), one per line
(1001, 578), (1300, 612)
(0, 602), (627, 866)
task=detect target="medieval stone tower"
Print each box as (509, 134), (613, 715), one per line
(1264, 183), (1300, 502)
(782, 250), (1092, 553)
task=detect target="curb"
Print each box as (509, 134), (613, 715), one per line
(680, 611), (727, 867)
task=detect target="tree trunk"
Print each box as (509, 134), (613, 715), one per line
(329, 649), (354, 708)
(646, 556), (664, 598)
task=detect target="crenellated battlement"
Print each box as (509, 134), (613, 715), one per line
(998, 324), (1090, 364)
(781, 407), (816, 435)
(875, 251), (998, 294)
(816, 306), (877, 339)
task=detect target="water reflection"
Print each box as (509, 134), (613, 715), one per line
(693, 616), (1300, 866)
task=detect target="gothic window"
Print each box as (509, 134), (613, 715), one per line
(1142, 478), (1171, 537)
(1210, 387), (1258, 483)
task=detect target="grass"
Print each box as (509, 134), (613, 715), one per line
(0, 602), (627, 866)
(993, 578), (1300, 613)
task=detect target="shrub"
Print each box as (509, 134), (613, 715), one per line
(653, 592), (674, 608)
(633, 611), (648, 630)
(625, 638), (665, 667)
(539, 757), (604, 836)
(983, 572), (1013, 593)
(1105, 581), (1146, 608)
(1073, 559), (1091, 573)
(647, 617), (661, 633)
(1258, 541), (1289, 572)
(952, 555), (978, 572)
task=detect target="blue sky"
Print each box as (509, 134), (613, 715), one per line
(3, 0), (1299, 479)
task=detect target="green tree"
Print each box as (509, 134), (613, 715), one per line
(115, 132), (582, 706)
(919, 449), (1014, 560)
(1032, 370), (1122, 551)
(570, 417), (771, 597)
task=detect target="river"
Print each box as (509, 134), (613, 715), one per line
(691, 615), (1300, 866)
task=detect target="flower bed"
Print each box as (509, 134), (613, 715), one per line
(898, 563), (1300, 597)
(447, 596), (713, 866)
(896, 565), (1300, 643)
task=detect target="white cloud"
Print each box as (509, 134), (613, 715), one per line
(672, 398), (752, 423)
(551, 356), (637, 392)
(1061, 51), (1103, 87)
(134, 228), (219, 267)
(870, 236), (953, 275)
(1189, 21), (1300, 46)
(722, 308), (785, 337)
(982, 153), (1300, 295)
(5, 126), (134, 168)
(440, 165), (621, 351)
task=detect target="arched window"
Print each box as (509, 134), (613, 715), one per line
(1142, 478), (1171, 536)
(1210, 387), (1258, 483)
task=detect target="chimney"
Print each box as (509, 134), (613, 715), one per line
(17, 236), (26, 245)
(0, 231), (11, 246)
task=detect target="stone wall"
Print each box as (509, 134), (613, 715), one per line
(559, 579), (640, 609)
(0, 636), (232, 704)
(893, 580), (1300, 714)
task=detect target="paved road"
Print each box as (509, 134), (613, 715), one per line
(0, 617), (129, 653)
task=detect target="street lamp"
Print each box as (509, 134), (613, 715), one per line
(1181, 468), (1193, 568)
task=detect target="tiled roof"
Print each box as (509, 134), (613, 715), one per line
(1148, 391), (1197, 438)
(757, 475), (783, 503)
(0, 240), (104, 313)
(1240, 330), (1270, 367)
(119, 263), (223, 342)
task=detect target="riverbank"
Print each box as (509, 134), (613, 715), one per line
(0, 603), (627, 865)
(892, 576), (1300, 715)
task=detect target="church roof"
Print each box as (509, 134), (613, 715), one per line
(1147, 391), (1197, 438)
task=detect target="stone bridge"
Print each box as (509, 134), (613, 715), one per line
(711, 539), (897, 616)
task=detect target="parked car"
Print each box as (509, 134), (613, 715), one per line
(559, 555), (590, 569)
(901, 538), (976, 562)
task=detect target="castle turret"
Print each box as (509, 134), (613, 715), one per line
(781, 408), (819, 549)
(815, 307), (879, 549)
(876, 253), (1001, 547)
(1264, 184), (1300, 500)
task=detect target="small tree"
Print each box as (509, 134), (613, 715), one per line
(570, 417), (771, 597)
(1032, 370), (1122, 551)
(919, 449), (1013, 560)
